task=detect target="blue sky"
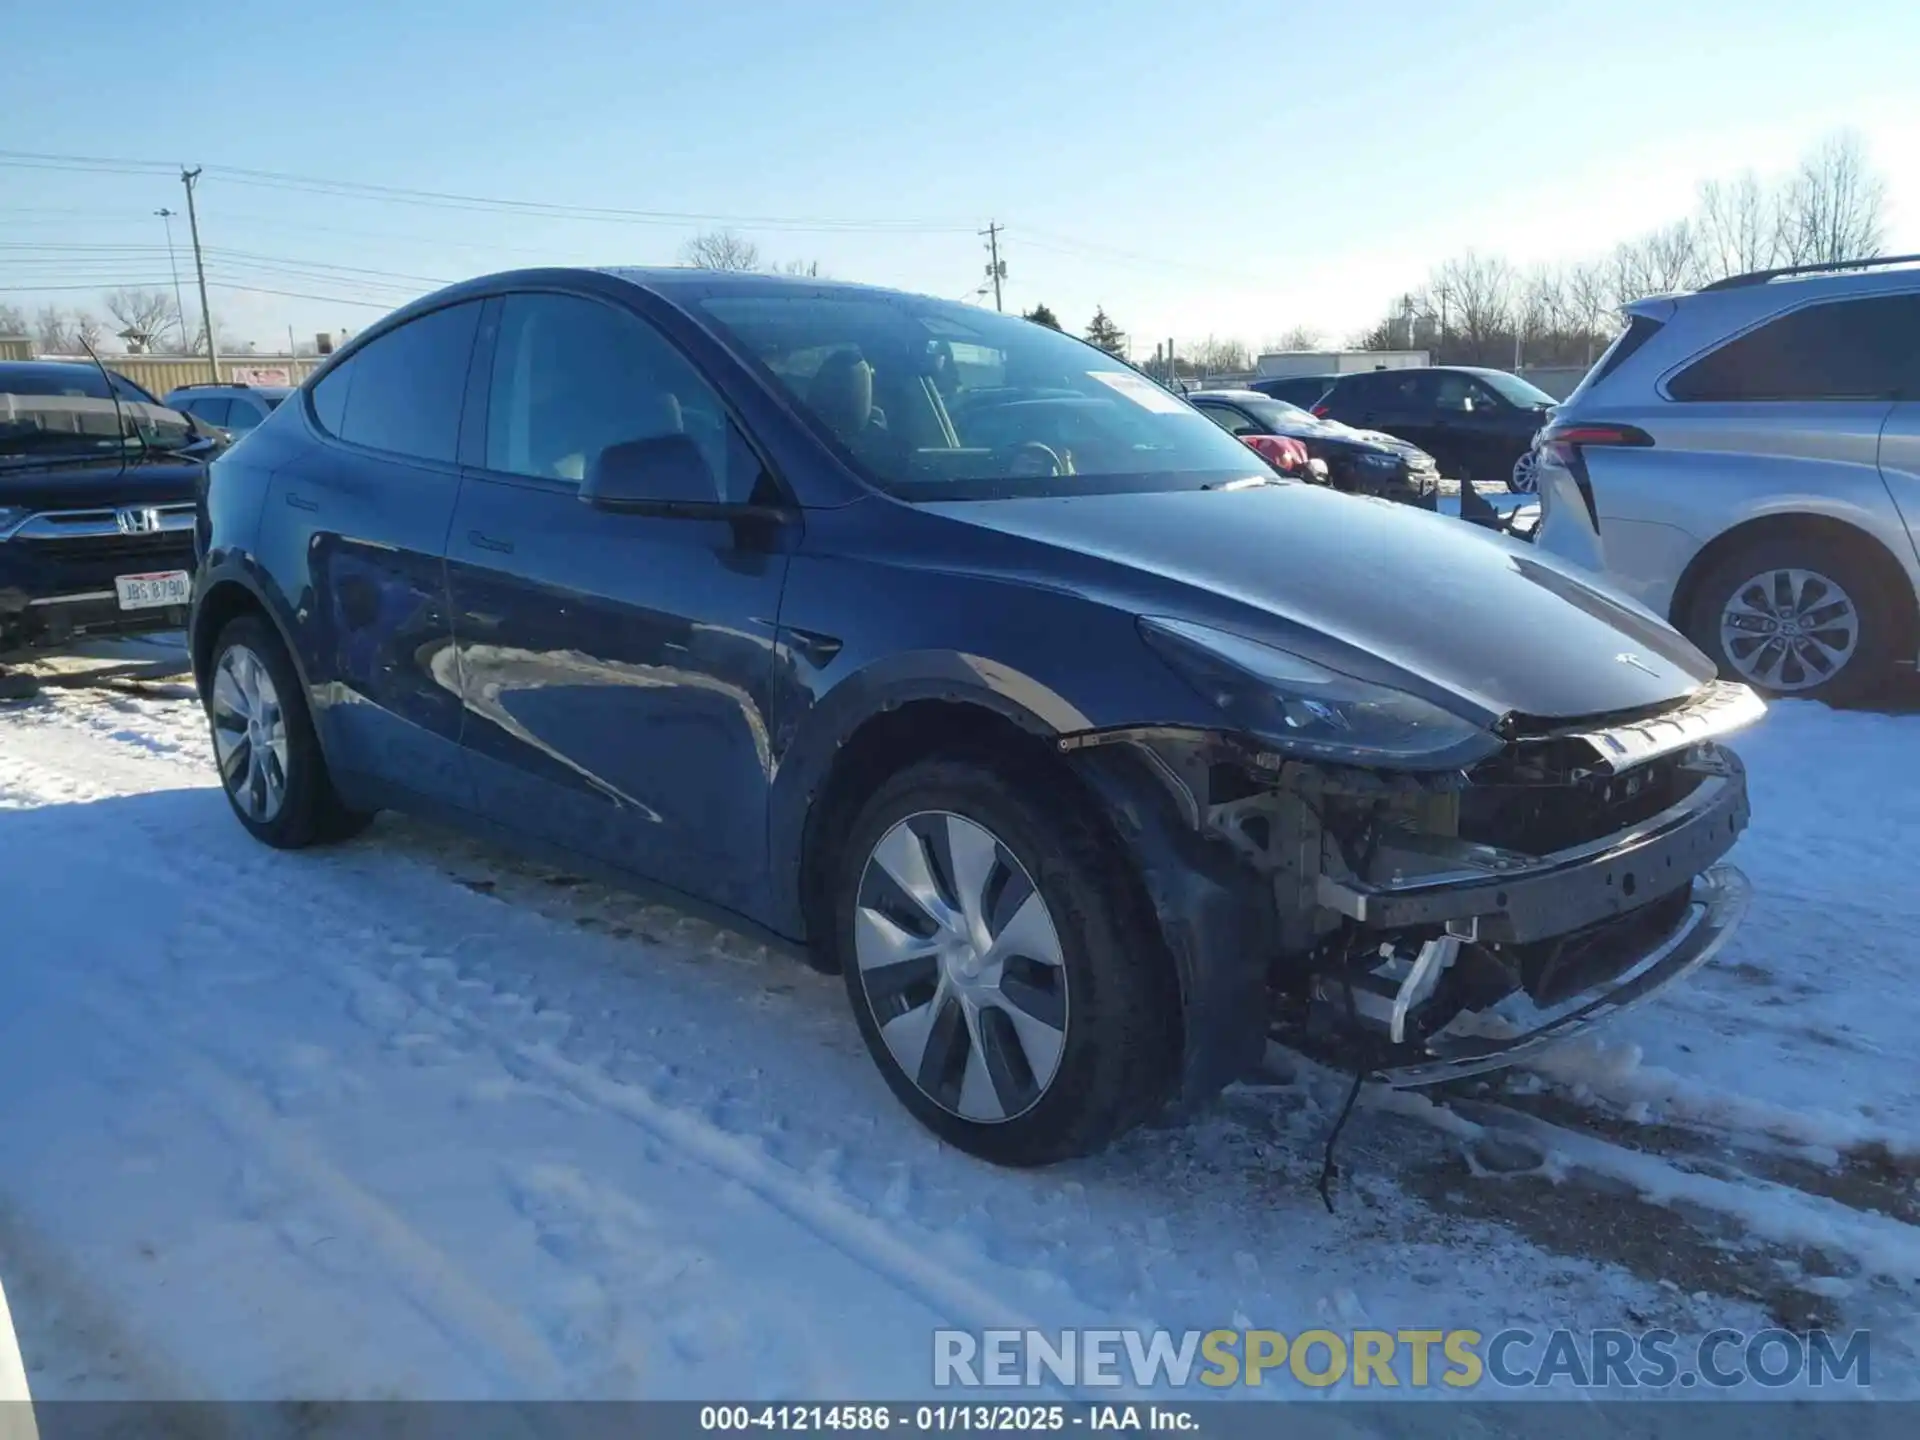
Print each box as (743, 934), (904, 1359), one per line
(3, 0), (1916, 355)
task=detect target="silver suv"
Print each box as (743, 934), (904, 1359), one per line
(1532, 256), (1920, 701)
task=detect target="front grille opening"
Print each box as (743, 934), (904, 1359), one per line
(1458, 755), (1697, 854)
(23, 533), (192, 563)
(1508, 887), (1692, 1006)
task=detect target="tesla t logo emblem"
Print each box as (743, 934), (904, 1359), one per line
(1615, 652), (1660, 676)
(115, 507), (162, 535)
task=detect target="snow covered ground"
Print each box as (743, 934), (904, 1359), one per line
(1, 639), (1915, 1407)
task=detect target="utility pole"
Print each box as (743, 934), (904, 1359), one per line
(980, 222), (1005, 312)
(180, 168), (219, 382)
(155, 208), (190, 351)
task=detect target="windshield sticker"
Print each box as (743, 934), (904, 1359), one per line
(1086, 370), (1189, 414)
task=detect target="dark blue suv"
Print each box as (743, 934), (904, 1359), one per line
(192, 268), (1762, 1165)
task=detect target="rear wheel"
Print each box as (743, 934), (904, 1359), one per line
(832, 758), (1176, 1166)
(206, 615), (372, 847)
(1684, 536), (1900, 703)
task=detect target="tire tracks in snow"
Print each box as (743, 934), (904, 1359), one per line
(2, 722), (1143, 1400)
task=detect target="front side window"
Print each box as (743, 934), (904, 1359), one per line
(483, 292), (758, 502)
(312, 300), (482, 463)
(1429, 372), (1504, 413)
(1195, 403), (1259, 436)
(690, 291), (1265, 500)
(1669, 295), (1920, 402)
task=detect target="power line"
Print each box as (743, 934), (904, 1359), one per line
(0, 281), (183, 292)
(204, 279), (412, 309)
(0, 149), (976, 234)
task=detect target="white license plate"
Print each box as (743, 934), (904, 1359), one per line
(115, 570), (191, 611)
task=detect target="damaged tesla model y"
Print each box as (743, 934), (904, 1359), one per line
(191, 268), (1762, 1167)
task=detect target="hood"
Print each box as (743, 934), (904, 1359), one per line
(0, 451), (207, 513)
(925, 483), (1715, 725)
(1263, 414), (1421, 458)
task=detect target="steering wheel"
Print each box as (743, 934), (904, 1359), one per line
(1003, 441), (1064, 478)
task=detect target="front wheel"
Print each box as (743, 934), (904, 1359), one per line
(832, 759), (1177, 1166)
(1509, 449), (1540, 494)
(1684, 537), (1899, 703)
(206, 615), (373, 847)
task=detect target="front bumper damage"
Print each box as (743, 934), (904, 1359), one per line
(1062, 680), (1762, 1104)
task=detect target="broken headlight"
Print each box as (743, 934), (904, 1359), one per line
(1138, 615), (1500, 770)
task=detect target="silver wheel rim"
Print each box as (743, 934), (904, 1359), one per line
(1510, 451), (1539, 493)
(1718, 566), (1860, 692)
(853, 811), (1068, 1124)
(209, 643), (291, 823)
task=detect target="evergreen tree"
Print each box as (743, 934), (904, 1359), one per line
(1084, 307), (1126, 356)
(1022, 303), (1062, 330)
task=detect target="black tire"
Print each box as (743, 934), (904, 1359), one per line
(1683, 534), (1902, 704)
(831, 757), (1178, 1166)
(206, 615), (373, 848)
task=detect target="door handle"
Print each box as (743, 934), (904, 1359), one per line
(467, 530), (515, 555)
(284, 490), (319, 512)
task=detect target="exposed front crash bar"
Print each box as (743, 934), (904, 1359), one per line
(1377, 864), (1751, 1087)
(1314, 756), (1750, 945)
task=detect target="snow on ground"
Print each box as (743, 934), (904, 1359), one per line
(1, 639), (1916, 1406)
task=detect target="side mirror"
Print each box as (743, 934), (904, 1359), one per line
(579, 433), (793, 522)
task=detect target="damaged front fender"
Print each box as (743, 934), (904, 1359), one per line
(1065, 735), (1278, 1112)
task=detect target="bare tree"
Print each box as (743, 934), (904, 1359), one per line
(778, 258), (827, 277)
(1264, 324), (1325, 352)
(1566, 262), (1619, 363)
(32, 305), (73, 353)
(680, 229), (762, 271)
(185, 313), (232, 357)
(103, 288), (181, 354)
(0, 303), (29, 339)
(1183, 336), (1251, 373)
(1697, 170), (1783, 281)
(68, 311), (109, 353)
(1607, 220), (1705, 307)
(1779, 131), (1886, 265)
(1432, 252), (1516, 365)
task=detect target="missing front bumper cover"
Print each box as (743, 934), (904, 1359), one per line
(1371, 863), (1751, 1087)
(1313, 754), (1749, 945)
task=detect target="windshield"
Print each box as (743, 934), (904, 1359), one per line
(692, 292), (1269, 500)
(1475, 370), (1557, 409)
(1236, 396), (1317, 429)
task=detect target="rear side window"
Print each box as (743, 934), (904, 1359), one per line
(310, 365), (349, 435)
(310, 301), (482, 462)
(184, 397), (231, 427)
(1668, 294), (1920, 402)
(1333, 371), (1409, 408)
(1585, 314), (1664, 389)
